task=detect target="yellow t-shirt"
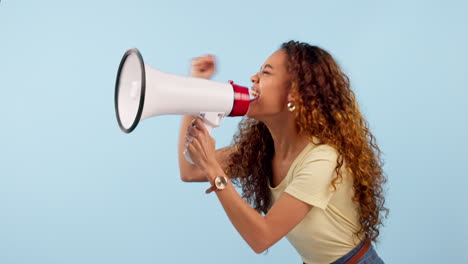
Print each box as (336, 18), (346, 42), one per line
(268, 142), (363, 264)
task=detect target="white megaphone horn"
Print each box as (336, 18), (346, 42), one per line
(114, 48), (250, 164)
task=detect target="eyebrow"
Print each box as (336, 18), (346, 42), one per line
(260, 64), (274, 71)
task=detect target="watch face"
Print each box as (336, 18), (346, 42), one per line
(215, 176), (227, 189)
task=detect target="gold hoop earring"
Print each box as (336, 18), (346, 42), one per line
(287, 102), (296, 112)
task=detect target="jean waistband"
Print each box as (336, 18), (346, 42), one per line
(331, 239), (368, 264)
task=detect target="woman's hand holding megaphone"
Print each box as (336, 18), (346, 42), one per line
(184, 116), (220, 179)
(190, 54), (216, 79)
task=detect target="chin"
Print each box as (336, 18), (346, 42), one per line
(245, 112), (261, 122)
(246, 109), (256, 119)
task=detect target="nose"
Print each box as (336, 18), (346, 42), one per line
(250, 72), (259, 84)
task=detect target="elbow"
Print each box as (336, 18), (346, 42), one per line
(179, 167), (195, 182)
(251, 231), (276, 254)
(180, 174), (192, 182)
(253, 247), (264, 254)
(250, 238), (270, 254)
(245, 221), (273, 254)
(252, 244), (268, 254)
(181, 177), (190, 182)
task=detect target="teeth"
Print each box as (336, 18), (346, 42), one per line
(251, 90), (259, 98)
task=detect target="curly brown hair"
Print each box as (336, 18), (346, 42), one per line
(225, 40), (388, 243)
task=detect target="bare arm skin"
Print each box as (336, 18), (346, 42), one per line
(178, 116), (234, 182)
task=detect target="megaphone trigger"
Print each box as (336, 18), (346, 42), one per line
(197, 112), (225, 135)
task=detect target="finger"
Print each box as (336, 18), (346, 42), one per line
(191, 118), (197, 128)
(190, 137), (204, 157)
(198, 64), (211, 72)
(190, 119), (201, 136)
(193, 119), (202, 131)
(195, 118), (208, 134)
(187, 121), (198, 136)
(191, 57), (205, 64)
(192, 122), (200, 131)
(185, 134), (193, 145)
(201, 62), (214, 70)
(192, 57), (213, 66)
(186, 130), (197, 149)
(187, 139), (202, 159)
(186, 142), (195, 158)
(205, 54), (215, 62)
(192, 61), (206, 68)
(188, 127), (198, 138)
(186, 125), (194, 137)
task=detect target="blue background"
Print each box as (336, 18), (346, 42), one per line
(1, 0), (467, 263)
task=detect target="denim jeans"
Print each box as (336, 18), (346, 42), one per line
(302, 240), (384, 264)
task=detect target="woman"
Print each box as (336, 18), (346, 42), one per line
(178, 40), (387, 264)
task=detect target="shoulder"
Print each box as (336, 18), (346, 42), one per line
(290, 143), (339, 176)
(303, 143), (339, 163)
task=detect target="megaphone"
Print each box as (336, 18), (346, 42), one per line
(114, 48), (250, 164)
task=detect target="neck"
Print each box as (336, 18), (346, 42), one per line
(262, 113), (310, 160)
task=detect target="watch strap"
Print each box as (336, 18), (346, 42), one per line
(205, 185), (217, 194)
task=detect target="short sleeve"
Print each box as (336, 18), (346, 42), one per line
(284, 147), (338, 210)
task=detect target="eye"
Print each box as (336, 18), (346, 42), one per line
(261, 71), (271, 75)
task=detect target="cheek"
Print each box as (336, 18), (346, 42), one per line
(263, 81), (288, 105)
(258, 90), (287, 112)
(246, 92), (286, 118)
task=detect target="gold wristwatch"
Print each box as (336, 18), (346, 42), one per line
(205, 175), (229, 194)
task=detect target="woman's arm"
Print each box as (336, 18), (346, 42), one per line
(205, 164), (313, 254)
(185, 116), (314, 253)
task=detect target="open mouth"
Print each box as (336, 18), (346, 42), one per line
(250, 90), (260, 102)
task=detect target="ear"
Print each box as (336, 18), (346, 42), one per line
(285, 80), (296, 102)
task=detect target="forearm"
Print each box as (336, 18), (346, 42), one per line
(206, 165), (269, 253)
(178, 115), (200, 181)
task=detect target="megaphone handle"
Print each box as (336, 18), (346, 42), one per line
(202, 120), (215, 134)
(183, 149), (195, 165)
(183, 112), (224, 165)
